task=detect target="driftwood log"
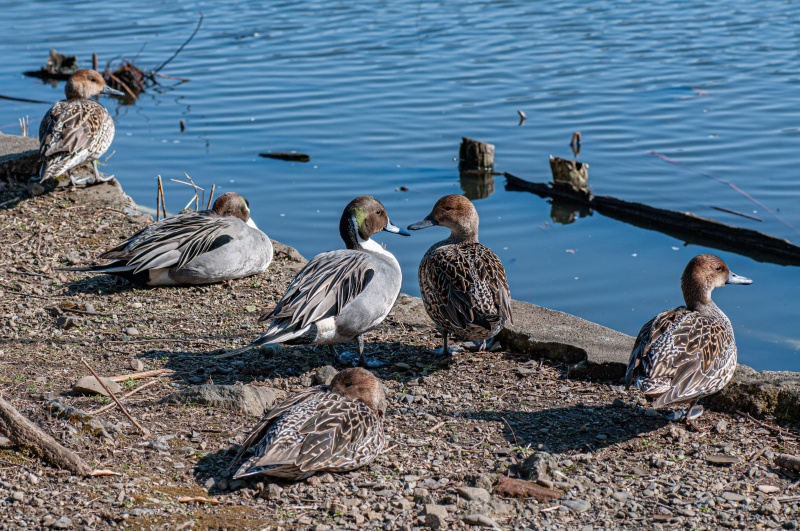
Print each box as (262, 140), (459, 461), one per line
(775, 453), (800, 472)
(0, 396), (92, 476)
(459, 137), (494, 170)
(504, 172), (800, 266)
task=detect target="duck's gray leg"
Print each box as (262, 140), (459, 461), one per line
(430, 331), (462, 355)
(335, 336), (388, 368)
(664, 400), (704, 422)
(92, 159), (115, 182)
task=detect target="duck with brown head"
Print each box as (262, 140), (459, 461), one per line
(38, 69), (124, 186)
(229, 367), (387, 481)
(408, 194), (512, 354)
(625, 254), (752, 421)
(63, 192), (272, 286)
(223, 196), (409, 367)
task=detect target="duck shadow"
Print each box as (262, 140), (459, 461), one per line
(145, 336), (454, 389)
(459, 404), (669, 455)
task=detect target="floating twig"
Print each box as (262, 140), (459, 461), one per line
(710, 206), (762, 222)
(81, 359), (150, 436)
(651, 151), (796, 234)
(107, 72), (137, 100)
(152, 13), (204, 74)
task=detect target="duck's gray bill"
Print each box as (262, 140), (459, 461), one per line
(102, 85), (126, 97)
(407, 216), (435, 230)
(384, 220), (410, 236)
(726, 272), (753, 285)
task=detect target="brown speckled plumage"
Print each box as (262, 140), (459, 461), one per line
(38, 69), (118, 181)
(625, 254), (752, 412)
(409, 195), (512, 350)
(230, 368), (387, 481)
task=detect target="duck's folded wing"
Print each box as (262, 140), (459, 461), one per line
(625, 307), (689, 387)
(229, 388), (323, 472)
(262, 251), (375, 327)
(295, 398), (380, 473)
(99, 212), (236, 272)
(40, 103), (96, 157)
(425, 244), (511, 331)
(653, 314), (733, 404)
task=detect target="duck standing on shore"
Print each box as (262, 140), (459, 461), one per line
(229, 367), (387, 481)
(222, 196), (409, 367)
(65, 192), (272, 286)
(408, 194), (512, 354)
(625, 254), (752, 421)
(38, 69), (124, 185)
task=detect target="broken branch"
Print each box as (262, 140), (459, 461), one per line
(0, 395), (92, 476)
(81, 359), (150, 436)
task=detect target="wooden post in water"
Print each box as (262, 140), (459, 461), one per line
(459, 137), (494, 170)
(549, 155), (589, 192)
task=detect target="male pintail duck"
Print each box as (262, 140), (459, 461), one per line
(223, 196), (408, 367)
(625, 254), (752, 421)
(65, 192), (272, 286)
(38, 69), (124, 185)
(229, 367), (387, 481)
(408, 194), (512, 354)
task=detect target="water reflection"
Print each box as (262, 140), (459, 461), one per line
(459, 170), (495, 200)
(549, 198), (592, 225)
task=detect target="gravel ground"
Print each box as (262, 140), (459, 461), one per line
(0, 181), (799, 530)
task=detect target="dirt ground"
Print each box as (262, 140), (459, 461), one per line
(0, 180), (799, 530)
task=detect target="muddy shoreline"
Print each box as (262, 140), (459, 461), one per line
(0, 136), (799, 530)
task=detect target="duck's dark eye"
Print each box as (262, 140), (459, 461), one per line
(344, 382), (353, 388)
(376, 210), (382, 216)
(715, 266), (722, 271)
(445, 207), (452, 211)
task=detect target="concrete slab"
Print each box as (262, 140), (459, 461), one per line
(0, 133), (39, 179)
(498, 300), (635, 381)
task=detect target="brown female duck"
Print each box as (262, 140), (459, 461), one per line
(230, 367), (387, 481)
(625, 254), (752, 421)
(408, 194), (512, 354)
(39, 69), (124, 185)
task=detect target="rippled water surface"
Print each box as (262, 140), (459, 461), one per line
(1, 0), (799, 370)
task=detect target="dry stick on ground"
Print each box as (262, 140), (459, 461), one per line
(108, 368), (176, 382)
(0, 395), (92, 476)
(81, 359), (151, 437)
(89, 379), (161, 415)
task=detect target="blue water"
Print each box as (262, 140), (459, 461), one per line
(1, 0), (798, 370)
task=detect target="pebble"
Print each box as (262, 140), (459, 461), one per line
(11, 491), (24, 503)
(757, 485), (780, 494)
(72, 375), (122, 397)
(456, 486), (491, 503)
(463, 513), (500, 528)
(52, 516), (73, 529)
(130, 358), (144, 371)
(562, 499), (591, 512)
(425, 504), (448, 529)
(722, 492), (746, 502)
(0, 436), (11, 448)
(126, 327), (140, 336)
(314, 365), (338, 386)
(612, 491), (631, 503)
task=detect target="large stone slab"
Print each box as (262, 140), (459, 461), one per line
(161, 384), (279, 416)
(0, 134), (39, 179)
(498, 300), (634, 381)
(705, 365), (800, 424)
